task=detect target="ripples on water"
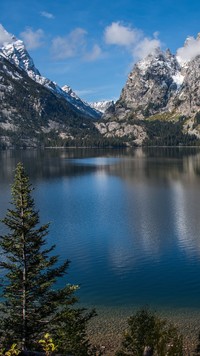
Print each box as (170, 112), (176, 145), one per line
(1, 147), (200, 312)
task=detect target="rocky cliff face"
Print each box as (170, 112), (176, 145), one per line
(103, 34), (200, 121)
(114, 49), (181, 119)
(168, 56), (200, 116)
(1, 23), (200, 148)
(98, 34), (200, 144)
(104, 48), (183, 121)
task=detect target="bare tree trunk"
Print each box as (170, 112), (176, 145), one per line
(22, 242), (26, 351)
(21, 188), (27, 351)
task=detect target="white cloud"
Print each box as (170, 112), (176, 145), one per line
(133, 37), (161, 59)
(51, 28), (87, 59)
(20, 28), (44, 49)
(104, 22), (141, 47)
(176, 35), (200, 64)
(0, 24), (15, 46)
(84, 44), (102, 61)
(40, 11), (55, 19)
(104, 21), (161, 60)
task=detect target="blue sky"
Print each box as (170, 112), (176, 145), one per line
(0, 0), (200, 102)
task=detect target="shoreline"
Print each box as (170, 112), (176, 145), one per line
(85, 305), (200, 355)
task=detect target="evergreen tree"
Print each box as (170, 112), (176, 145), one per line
(0, 162), (94, 353)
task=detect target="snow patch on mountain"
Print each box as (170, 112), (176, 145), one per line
(62, 85), (102, 118)
(0, 24), (101, 119)
(172, 72), (184, 88)
(89, 100), (115, 113)
(136, 48), (163, 75)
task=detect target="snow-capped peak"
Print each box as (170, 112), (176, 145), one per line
(89, 100), (115, 113)
(135, 46), (185, 90)
(136, 48), (173, 75)
(0, 24), (101, 119)
(62, 85), (80, 100)
(1, 39), (40, 77)
(61, 85), (102, 118)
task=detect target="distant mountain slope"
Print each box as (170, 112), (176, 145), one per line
(0, 25), (101, 120)
(89, 100), (115, 113)
(62, 85), (101, 119)
(0, 55), (100, 148)
(1, 24), (200, 148)
(0, 25), (104, 148)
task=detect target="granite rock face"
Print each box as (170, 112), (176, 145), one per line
(104, 35), (200, 122)
(168, 56), (200, 116)
(100, 35), (200, 143)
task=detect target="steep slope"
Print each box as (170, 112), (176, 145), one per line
(98, 36), (200, 145)
(103, 35), (200, 123)
(168, 56), (200, 116)
(0, 25), (100, 120)
(0, 55), (99, 148)
(62, 85), (101, 119)
(104, 48), (181, 121)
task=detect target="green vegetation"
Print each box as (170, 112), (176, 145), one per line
(0, 163), (95, 355)
(0, 163), (200, 355)
(145, 112), (184, 122)
(144, 119), (199, 146)
(116, 308), (183, 356)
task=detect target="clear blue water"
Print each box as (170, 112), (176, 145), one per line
(1, 147), (200, 311)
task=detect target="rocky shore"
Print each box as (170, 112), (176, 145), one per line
(87, 306), (200, 355)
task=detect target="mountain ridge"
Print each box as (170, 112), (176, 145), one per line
(98, 36), (200, 145)
(0, 25), (101, 120)
(1, 24), (200, 148)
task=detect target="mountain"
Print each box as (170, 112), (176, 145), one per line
(0, 26), (100, 120)
(89, 100), (115, 113)
(97, 36), (200, 145)
(0, 25), (103, 148)
(2, 24), (200, 148)
(0, 55), (102, 147)
(61, 85), (101, 119)
(103, 48), (182, 121)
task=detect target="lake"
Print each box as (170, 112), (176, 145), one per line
(1, 147), (200, 322)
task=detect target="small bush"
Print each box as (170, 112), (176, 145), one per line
(116, 308), (183, 356)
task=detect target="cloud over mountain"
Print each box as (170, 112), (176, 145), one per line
(20, 28), (45, 49)
(176, 35), (200, 64)
(0, 24), (15, 46)
(133, 37), (161, 59)
(104, 22), (140, 47)
(104, 21), (161, 60)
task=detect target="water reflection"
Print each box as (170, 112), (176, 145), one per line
(1, 148), (200, 307)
